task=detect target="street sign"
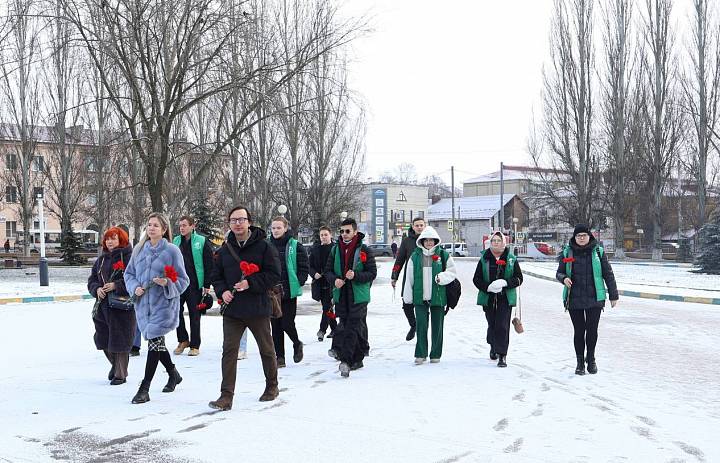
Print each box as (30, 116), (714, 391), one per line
(516, 231), (526, 244)
(447, 220), (453, 231)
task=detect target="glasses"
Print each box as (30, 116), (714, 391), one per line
(228, 217), (249, 224)
(339, 228), (353, 234)
(576, 233), (590, 239)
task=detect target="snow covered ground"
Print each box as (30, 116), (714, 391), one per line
(523, 260), (720, 299)
(1, 259), (718, 462)
(0, 267), (94, 298)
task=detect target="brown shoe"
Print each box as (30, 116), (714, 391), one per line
(258, 386), (279, 402)
(174, 341), (190, 355)
(188, 348), (200, 356)
(208, 394), (233, 411)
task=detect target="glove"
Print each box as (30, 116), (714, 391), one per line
(487, 279), (507, 293)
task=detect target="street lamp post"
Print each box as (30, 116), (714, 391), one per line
(37, 193), (49, 286)
(277, 204), (287, 217)
(513, 217), (519, 254)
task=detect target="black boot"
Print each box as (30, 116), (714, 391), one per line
(277, 357), (286, 368)
(293, 342), (304, 363)
(131, 380), (151, 404)
(489, 349), (498, 360)
(405, 326), (416, 341)
(497, 355), (507, 368)
(108, 366), (115, 381)
(587, 358), (598, 374)
(575, 356), (586, 375)
(162, 367), (182, 393)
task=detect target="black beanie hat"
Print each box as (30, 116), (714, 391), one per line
(573, 224), (591, 237)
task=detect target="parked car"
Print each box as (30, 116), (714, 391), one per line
(368, 243), (393, 257)
(441, 242), (469, 257)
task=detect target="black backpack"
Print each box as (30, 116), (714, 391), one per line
(442, 252), (461, 309)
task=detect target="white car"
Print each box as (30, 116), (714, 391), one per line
(441, 243), (469, 257)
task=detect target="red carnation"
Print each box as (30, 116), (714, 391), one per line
(326, 310), (336, 320)
(197, 303), (207, 310)
(432, 254), (440, 261)
(112, 260), (125, 271)
(562, 257), (576, 263)
(392, 264), (401, 272)
(240, 261), (250, 274)
(164, 265), (179, 283)
(360, 251), (367, 263)
(247, 263), (260, 275)
(496, 259), (507, 266)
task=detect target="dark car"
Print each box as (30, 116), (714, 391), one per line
(368, 243), (393, 257)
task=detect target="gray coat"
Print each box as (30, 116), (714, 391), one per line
(124, 239), (190, 340)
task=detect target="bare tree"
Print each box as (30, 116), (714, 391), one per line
(530, 0), (602, 227)
(683, 0), (720, 228)
(639, 0), (683, 260)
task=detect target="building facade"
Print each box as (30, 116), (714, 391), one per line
(359, 183), (429, 244)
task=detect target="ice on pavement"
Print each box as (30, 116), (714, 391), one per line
(0, 259), (718, 462)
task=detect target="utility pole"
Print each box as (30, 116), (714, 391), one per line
(451, 166), (456, 252)
(499, 162), (504, 232)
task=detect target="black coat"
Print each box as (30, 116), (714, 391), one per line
(211, 227), (281, 319)
(473, 247), (523, 307)
(88, 245), (136, 353)
(270, 231), (309, 300)
(555, 237), (619, 310)
(309, 241), (334, 291)
(391, 228), (419, 283)
(323, 232), (377, 318)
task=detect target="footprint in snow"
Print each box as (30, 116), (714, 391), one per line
(493, 418), (509, 432)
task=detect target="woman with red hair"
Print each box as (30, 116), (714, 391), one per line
(88, 227), (135, 385)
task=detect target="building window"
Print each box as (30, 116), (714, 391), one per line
(417, 210), (424, 219)
(5, 153), (18, 170)
(33, 187), (44, 198)
(5, 221), (17, 238)
(32, 156), (44, 172)
(5, 186), (17, 202)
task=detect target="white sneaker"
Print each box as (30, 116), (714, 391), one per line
(430, 358), (440, 363)
(414, 357), (426, 365)
(237, 350), (247, 360)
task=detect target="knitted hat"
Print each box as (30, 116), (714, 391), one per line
(573, 224), (591, 237)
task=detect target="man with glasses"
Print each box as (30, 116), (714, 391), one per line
(391, 217), (426, 341)
(324, 218), (377, 377)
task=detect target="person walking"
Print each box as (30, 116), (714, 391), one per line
(323, 218), (377, 378)
(309, 226), (337, 341)
(402, 226), (457, 364)
(209, 206), (281, 410)
(391, 218), (426, 341)
(268, 216), (309, 367)
(172, 215), (214, 357)
(124, 213), (190, 404)
(3, 239), (10, 253)
(556, 224), (618, 375)
(391, 241), (398, 258)
(88, 227), (135, 385)
(473, 231), (523, 368)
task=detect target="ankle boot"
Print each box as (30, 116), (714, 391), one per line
(293, 342), (304, 363)
(209, 393), (233, 411)
(587, 358), (598, 374)
(575, 356), (586, 375)
(497, 355), (507, 368)
(259, 385), (279, 402)
(162, 367), (183, 393)
(131, 380), (151, 404)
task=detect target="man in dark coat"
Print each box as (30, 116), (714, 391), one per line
(324, 218), (377, 378)
(209, 206), (281, 410)
(173, 215), (214, 356)
(556, 224), (619, 375)
(391, 217), (426, 341)
(309, 225), (337, 341)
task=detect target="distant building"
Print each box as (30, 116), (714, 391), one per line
(359, 183), (429, 244)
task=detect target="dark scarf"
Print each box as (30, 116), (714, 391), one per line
(338, 235), (360, 273)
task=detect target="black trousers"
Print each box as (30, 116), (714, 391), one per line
(319, 289), (338, 333)
(402, 302), (417, 328)
(569, 308), (602, 360)
(484, 298), (512, 356)
(337, 316), (368, 364)
(177, 287), (202, 348)
(271, 298), (301, 358)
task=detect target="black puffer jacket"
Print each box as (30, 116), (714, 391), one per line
(555, 236), (619, 310)
(270, 231), (309, 300)
(390, 227), (420, 294)
(309, 241), (333, 290)
(211, 227), (281, 318)
(88, 245), (133, 306)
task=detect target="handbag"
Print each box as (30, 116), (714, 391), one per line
(268, 283), (284, 319)
(108, 292), (135, 311)
(512, 287), (524, 334)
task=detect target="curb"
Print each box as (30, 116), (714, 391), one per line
(0, 294), (94, 305)
(523, 270), (720, 306)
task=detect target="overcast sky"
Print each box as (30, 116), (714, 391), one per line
(344, 0), (555, 186)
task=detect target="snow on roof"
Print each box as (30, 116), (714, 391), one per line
(427, 194), (516, 221)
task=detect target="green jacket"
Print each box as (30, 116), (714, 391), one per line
(173, 231), (207, 290)
(475, 249), (518, 307)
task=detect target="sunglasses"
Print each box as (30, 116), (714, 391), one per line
(228, 217), (249, 224)
(339, 228), (353, 234)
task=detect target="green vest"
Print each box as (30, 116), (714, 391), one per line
(562, 245), (606, 303)
(476, 249), (518, 307)
(411, 247), (449, 307)
(173, 232), (206, 290)
(286, 238), (302, 298)
(331, 244), (371, 304)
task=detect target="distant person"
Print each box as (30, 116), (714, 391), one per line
(309, 226), (337, 341)
(391, 218), (426, 341)
(556, 224), (618, 375)
(4, 239), (10, 253)
(391, 241), (398, 258)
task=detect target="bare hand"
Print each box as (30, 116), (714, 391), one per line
(563, 278), (573, 288)
(391, 279), (397, 289)
(222, 290), (234, 304)
(345, 270), (355, 280)
(314, 273), (321, 280)
(234, 280), (249, 292)
(135, 287), (145, 297)
(97, 288), (106, 299)
(335, 278), (345, 289)
(202, 287), (210, 296)
(102, 282), (115, 292)
(610, 299), (618, 308)
(153, 277), (168, 287)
